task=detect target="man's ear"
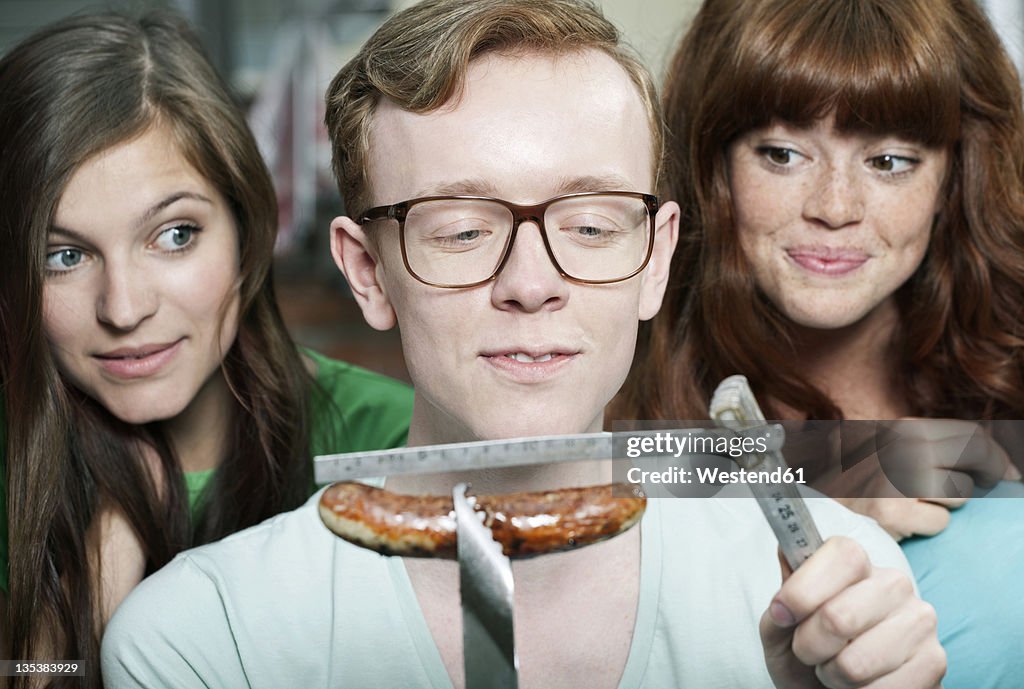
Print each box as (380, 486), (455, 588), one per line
(638, 200), (680, 321)
(330, 216), (397, 331)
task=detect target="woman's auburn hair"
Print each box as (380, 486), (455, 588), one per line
(0, 11), (315, 685)
(615, 0), (1024, 422)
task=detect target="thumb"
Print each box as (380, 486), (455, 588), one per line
(759, 547), (808, 685)
(760, 604), (796, 663)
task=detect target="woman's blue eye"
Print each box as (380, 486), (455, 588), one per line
(154, 224), (197, 251)
(45, 248), (84, 272)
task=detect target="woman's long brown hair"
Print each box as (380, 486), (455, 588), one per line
(614, 0), (1024, 423)
(0, 12), (315, 686)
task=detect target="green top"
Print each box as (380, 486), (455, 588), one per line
(0, 349), (414, 593)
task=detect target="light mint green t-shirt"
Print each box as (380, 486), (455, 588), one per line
(101, 485), (909, 688)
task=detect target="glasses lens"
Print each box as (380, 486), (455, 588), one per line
(544, 195), (652, 281)
(403, 199), (513, 286)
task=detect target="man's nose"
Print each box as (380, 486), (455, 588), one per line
(490, 221), (570, 313)
(802, 164), (866, 229)
(96, 261), (158, 331)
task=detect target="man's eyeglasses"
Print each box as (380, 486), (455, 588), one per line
(361, 191), (659, 289)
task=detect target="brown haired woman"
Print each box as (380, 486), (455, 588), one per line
(615, 0), (1024, 687)
(0, 11), (412, 687)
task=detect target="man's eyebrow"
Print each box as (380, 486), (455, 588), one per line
(49, 191), (214, 239)
(412, 175), (639, 200)
(413, 178), (497, 197)
(555, 174), (637, 194)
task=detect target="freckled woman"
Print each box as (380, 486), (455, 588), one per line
(0, 11), (412, 686)
(615, 1), (1024, 687)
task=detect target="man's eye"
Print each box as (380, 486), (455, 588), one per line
(154, 224), (198, 251)
(45, 248), (85, 273)
(454, 229), (481, 242)
(436, 228), (483, 243)
(432, 227), (491, 248)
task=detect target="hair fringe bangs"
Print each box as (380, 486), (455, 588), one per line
(722, 0), (961, 146)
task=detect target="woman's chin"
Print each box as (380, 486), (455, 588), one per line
(97, 393), (189, 426)
(779, 303), (880, 332)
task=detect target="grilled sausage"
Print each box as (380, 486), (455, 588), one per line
(319, 482), (646, 559)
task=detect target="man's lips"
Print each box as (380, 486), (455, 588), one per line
(479, 346), (580, 361)
(786, 247), (870, 276)
(479, 347), (580, 378)
(93, 339), (184, 379)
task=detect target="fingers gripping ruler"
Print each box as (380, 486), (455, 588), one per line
(709, 375), (824, 569)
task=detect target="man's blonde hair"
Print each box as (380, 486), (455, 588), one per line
(325, 0), (663, 219)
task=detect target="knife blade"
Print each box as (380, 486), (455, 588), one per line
(454, 483), (519, 689)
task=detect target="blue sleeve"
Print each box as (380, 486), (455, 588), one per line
(902, 480), (1024, 689)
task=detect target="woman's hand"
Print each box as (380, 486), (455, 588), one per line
(762, 537), (945, 689)
(814, 419), (1018, 539)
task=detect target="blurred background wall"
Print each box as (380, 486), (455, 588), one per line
(1, 0), (1021, 383)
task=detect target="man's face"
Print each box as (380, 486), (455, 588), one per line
(335, 49), (677, 444)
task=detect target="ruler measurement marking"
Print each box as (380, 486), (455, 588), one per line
(314, 427), (784, 483)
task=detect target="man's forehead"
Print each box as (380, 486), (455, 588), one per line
(363, 48), (655, 205)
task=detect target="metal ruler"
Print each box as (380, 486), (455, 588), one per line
(315, 433), (610, 484)
(709, 375), (824, 569)
(313, 426), (784, 484)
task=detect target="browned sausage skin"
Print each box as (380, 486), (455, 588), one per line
(319, 482), (646, 559)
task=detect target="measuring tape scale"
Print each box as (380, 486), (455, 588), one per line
(314, 426), (786, 484)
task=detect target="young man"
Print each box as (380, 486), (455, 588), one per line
(101, 1), (944, 687)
